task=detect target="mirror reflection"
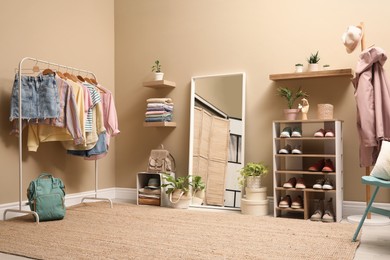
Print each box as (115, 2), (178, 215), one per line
(189, 73), (245, 209)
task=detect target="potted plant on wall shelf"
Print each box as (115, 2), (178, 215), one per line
(295, 63), (304, 73)
(307, 51), (320, 71)
(161, 174), (192, 209)
(191, 175), (206, 206)
(238, 162), (268, 189)
(151, 60), (164, 80)
(277, 86), (309, 120)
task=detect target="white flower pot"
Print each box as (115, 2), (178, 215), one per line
(154, 72), (164, 80)
(192, 190), (205, 205)
(308, 64), (319, 72)
(295, 65), (304, 73)
(246, 176), (262, 189)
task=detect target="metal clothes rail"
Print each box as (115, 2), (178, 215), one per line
(3, 57), (112, 223)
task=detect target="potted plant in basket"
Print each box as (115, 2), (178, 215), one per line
(238, 162), (268, 189)
(307, 51), (320, 71)
(161, 174), (192, 209)
(191, 175), (206, 206)
(151, 60), (164, 80)
(277, 86), (309, 120)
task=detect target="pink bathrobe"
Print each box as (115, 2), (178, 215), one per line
(353, 47), (390, 167)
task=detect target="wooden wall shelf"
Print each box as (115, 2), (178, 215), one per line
(143, 122), (176, 127)
(143, 80), (176, 88)
(269, 68), (353, 81)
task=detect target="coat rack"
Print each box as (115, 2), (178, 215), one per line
(3, 57), (112, 223)
(347, 23), (390, 225)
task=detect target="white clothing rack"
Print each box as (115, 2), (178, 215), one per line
(3, 57), (112, 223)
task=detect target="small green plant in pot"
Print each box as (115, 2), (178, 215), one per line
(307, 51), (320, 71)
(191, 175), (206, 205)
(295, 63), (304, 73)
(151, 60), (164, 80)
(277, 87), (309, 120)
(161, 174), (192, 209)
(238, 162), (268, 189)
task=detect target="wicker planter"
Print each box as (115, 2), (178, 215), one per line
(192, 190), (205, 205)
(170, 189), (191, 209)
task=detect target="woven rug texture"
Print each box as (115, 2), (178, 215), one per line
(0, 202), (359, 259)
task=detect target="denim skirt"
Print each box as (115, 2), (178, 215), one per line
(10, 73), (59, 121)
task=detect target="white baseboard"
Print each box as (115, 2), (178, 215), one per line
(1, 189), (389, 220)
(0, 187), (124, 221)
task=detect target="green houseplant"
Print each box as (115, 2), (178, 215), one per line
(238, 162), (268, 189)
(295, 63), (304, 73)
(307, 51), (320, 71)
(161, 174), (192, 209)
(151, 60), (164, 80)
(191, 175), (206, 205)
(277, 87), (308, 120)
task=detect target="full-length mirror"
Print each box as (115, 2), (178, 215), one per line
(189, 73), (246, 209)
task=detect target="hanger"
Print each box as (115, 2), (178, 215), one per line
(42, 68), (54, 75)
(56, 64), (66, 80)
(32, 60), (40, 73)
(84, 77), (93, 84)
(77, 75), (86, 82)
(89, 78), (98, 85)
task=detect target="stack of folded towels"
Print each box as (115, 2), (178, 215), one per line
(145, 97), (174, 122)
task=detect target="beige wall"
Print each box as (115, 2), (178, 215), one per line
(0, 0), (115, 204)
(115, 0), (389, 203)
(195, 75), (242, 118)
(1, 0), (389, 205)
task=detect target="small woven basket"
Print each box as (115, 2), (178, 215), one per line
(317, 104), (334, 119)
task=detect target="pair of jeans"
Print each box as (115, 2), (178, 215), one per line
(9, 73), (59, 121)
(67, 133), (107, 157)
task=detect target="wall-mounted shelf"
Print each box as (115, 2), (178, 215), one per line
(143, 122), (177, 127)
(143, 80), (176, 88)
(269, 68), (353, 81)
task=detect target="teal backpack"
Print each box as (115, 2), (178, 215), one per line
(27, 173), (66, 221)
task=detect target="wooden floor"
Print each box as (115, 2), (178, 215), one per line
(0, 206), (389, 259)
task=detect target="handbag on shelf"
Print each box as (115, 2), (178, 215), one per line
(27, 173), (66, 221)
(147, 144), (176, 173)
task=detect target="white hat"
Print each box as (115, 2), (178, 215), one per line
(342, 25), (363, 54)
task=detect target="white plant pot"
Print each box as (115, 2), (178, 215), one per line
(295, 65), (304, 73)
(192, 190), (205, 205)
(308, 64), (319, 72)
(154, 72), (164, 80)
(246, 176), (262, 189)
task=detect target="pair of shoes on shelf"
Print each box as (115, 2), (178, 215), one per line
(280, 127), (302, 138)
(313, 178), (334, 190)
(310, 198), (335, 222)
(278, 145), (302, 154)
(279, 195), (303, 209)
(308, 159), (335, 172)
(314, 128), (335, 137)
(283, 177), (306, 189)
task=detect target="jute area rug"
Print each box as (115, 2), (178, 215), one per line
(0, 202), (359, 260)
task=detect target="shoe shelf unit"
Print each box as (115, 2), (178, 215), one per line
(273, 119), (343, 222)
(143, 79), (176, 128)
